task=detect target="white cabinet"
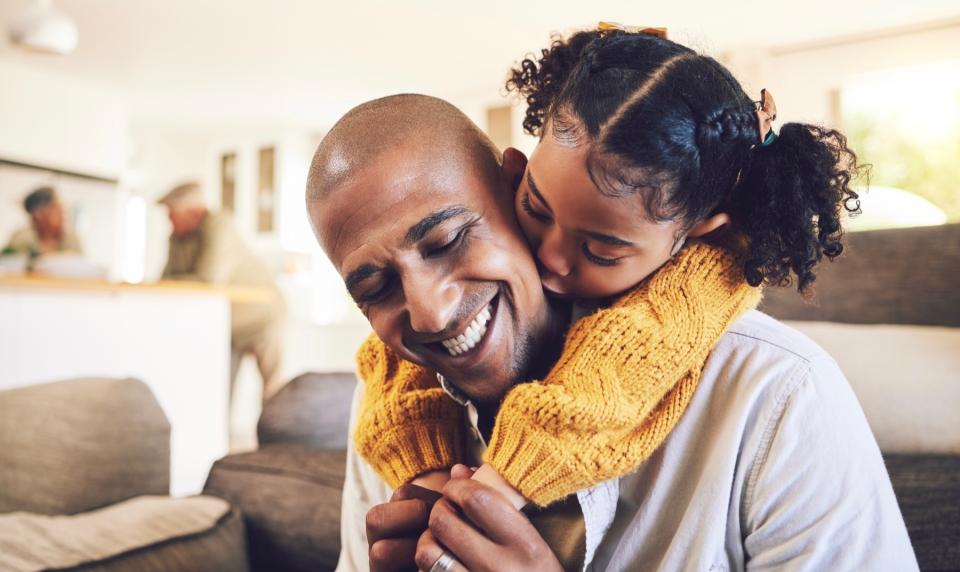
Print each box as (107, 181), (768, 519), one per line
(0, 280), (230, 496)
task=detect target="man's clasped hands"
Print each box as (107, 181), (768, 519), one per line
(366, 465), (564, 572)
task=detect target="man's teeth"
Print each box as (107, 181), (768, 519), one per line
(441, 304), (492, 356)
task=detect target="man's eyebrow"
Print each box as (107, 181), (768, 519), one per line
(344, 263), (382, 291)
(527, 170), (552, 212)
(405, 206), (470, 244)
(583, 230), (635, 247)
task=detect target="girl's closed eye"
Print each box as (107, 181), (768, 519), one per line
(520, 191), (550, 223)
(581, 243), (621, 266)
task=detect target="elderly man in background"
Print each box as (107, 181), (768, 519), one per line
(159, 181), (286, 401)
(4, 187), (82, 258)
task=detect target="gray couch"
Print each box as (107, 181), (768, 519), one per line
(0, 373), (352, 572)
(204, 372), (356, 572)
(0, 377), (248, 572)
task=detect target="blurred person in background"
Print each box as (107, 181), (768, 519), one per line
(159, 181), (287, 402)
(3, 187), (82, 259)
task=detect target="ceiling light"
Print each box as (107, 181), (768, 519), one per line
(8, 0), (78, 55)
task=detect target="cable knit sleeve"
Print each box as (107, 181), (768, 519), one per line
(483, 243), (763, 506)
(353, 333), (465, 488)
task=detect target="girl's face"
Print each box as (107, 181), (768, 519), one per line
(514, 123), (688, 300)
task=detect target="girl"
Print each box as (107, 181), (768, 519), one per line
(352, 25), (862, 513)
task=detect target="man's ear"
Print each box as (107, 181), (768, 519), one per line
(687, 212), (731, 238)
(501, 147), (528, 195)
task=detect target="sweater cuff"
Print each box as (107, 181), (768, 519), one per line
(364, 418), (464, 488)
(483, 415), (576, 507)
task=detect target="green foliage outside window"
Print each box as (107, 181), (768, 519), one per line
(844, 98), (960, 222)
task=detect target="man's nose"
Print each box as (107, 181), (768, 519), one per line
(404, 271), (460, 334)
(537, 229), (573, 277)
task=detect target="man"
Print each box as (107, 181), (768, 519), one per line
(306, 95), (917, 571)
(159, 182), (286, 400)
(4, 187), (82, 258)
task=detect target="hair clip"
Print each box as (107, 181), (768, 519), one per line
(755, 88), (778, 147)
(597, 21), (667, 39)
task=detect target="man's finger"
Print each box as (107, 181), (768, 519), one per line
(366, 499), (432, 543)
(368, 537), (419, 572)
(414, 529), (469, 572)
(427, 497), (499, 568)
(441, 477), (538, 545)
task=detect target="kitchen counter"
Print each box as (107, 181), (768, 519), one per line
(0, 274), (274, 304)
(0, 274), (254, 496)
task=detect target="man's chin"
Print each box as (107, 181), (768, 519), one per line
(435, 367), (513, 405)
(449, 381), (508, 405)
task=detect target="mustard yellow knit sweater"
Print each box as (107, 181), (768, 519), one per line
(354, 242), (762, 506)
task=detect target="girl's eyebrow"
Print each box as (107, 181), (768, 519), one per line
(583, 230), (635, 247)
(530, 168), (635, 247)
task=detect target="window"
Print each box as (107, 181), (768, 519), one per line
(842, 60), (960, 230)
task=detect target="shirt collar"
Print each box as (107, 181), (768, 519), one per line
(436, 373), (471, 406)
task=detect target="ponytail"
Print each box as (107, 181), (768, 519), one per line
(730, 123), (864, 293)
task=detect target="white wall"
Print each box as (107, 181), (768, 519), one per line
(0, 61), (129, 178)
(723, 21), (960, 126)
(0, 61), (132, 277)
(447, 86), (538, 157)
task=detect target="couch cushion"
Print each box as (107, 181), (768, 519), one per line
(0, 378), (170, 515)
(258, 372), (356, 449)
(203, 445), (346, 572)
(884, 454), (960, 571)
(0, 495), (247, 572)
(784, 321), (960, 454)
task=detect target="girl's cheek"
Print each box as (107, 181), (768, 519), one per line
(579, 266), (642, 299)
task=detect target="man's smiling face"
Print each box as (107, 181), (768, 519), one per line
(311, 144), (555, 403)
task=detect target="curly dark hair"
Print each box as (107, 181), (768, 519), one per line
(506, 30), (865, 294)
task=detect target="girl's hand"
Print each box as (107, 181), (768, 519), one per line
(410, 468), (452, 492)
(471, 463), (528, 509)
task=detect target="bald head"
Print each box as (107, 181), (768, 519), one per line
(306, 94), (501, 205)
(158, 181), (206, 210)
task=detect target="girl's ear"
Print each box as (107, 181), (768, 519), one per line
(501, 147), (528, 194)
(687, 212), (731, 238)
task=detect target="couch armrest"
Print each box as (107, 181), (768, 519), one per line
(204, 445), (346, 572)
(258, 372), (356, 449)
(0, 377), (170, 515)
